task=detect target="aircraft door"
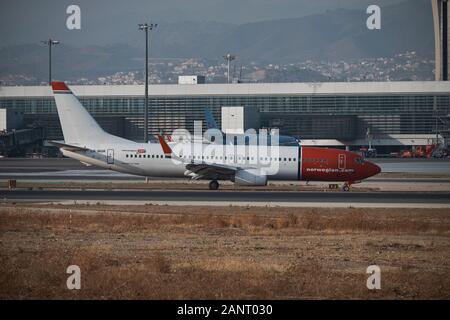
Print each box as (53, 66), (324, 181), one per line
(227, 154), (236, 164)
(107, 149), (114, 164)
(338, 154), (346, 170)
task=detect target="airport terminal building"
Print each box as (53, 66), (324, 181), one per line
(1, 81), (449, 151)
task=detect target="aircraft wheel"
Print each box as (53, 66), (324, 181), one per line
(209, 180), (219, 190)
(342, 184), (350, 192)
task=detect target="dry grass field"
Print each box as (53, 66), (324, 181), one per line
(0, 203), (449, 299)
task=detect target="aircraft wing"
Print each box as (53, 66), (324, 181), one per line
(186, 162), (237, 176)
(157, 135), (241, 178)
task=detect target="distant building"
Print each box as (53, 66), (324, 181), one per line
(0, 81), (449, 151)
(0, 108), (24, 131)
(0, 108), (43, 157)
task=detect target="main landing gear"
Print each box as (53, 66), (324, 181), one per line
(209, 180), (219, 190)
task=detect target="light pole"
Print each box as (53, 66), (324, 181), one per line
(443, 0), (448, 81)
(223, 54), (236, 83)
(41, 38), (59, 84)
(432, 0), (449, 80)
(138, 23), (157, 143)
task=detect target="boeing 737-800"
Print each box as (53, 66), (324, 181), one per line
(50, 82), (380, 190)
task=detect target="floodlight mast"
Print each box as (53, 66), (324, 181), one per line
(41, 38), (60, 84)
(138, 23), (157, 143)
(443, 0), (448, 81)
(223, 54), (236, 83)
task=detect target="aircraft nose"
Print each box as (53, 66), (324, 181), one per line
(367, 161), (381, 177)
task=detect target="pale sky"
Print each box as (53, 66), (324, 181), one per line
(0, 0), (405, 46)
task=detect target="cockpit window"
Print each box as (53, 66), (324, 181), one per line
(355, 157), (365, 164)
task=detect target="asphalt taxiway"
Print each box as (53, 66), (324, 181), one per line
(1, 189), (450, 208)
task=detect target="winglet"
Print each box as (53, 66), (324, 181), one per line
(157, 135), (172, 158)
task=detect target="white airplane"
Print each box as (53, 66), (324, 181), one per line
(50, 82), (380, 190)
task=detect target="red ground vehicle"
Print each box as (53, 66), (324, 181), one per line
(401, 145), (438, 158)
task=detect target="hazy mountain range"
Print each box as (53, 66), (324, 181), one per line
(0, 0), (434, 81)
(0, 0), (406, 44)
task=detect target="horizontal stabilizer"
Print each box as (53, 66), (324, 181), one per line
(48, 140), (91, 151)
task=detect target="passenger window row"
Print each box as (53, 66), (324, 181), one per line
(180, 155), (296, 162)
(126, 154), (163, 158)
(125, 153), (296, 162)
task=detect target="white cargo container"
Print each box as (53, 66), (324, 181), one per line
(178, 75), (206, 84)
(221, 106), (260, 134)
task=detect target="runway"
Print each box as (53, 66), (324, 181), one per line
(1, 172), (450, 183)
(0, 158), (89, 172)
(1, 158), (450, 207)
(2, 189), (450, 208)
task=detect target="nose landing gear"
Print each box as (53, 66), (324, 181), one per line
(209, 180), (219, 190)
(342, 181), (355, 192)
